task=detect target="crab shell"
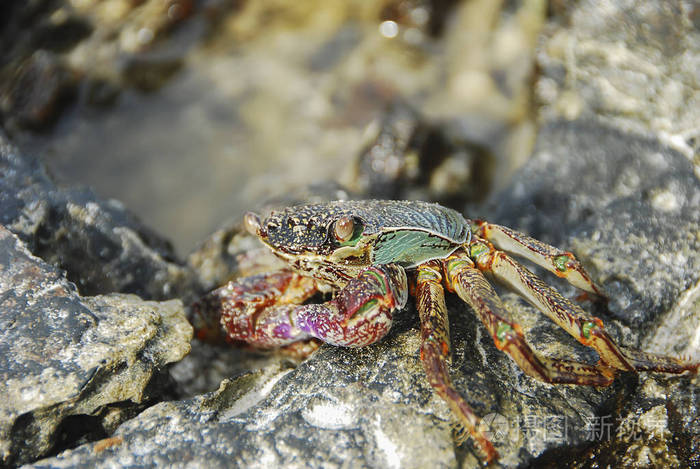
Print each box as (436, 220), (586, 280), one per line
(246, 200), (471, 287)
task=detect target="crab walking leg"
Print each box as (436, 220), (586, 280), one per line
(415, 262), (498, 463)
(293, 264), (408, 347)
(470, 220), (603, 296)
(472, 242), (699, 374)
(444, 254), (615, 386)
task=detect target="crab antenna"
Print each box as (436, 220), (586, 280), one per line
(244, 212), (262, 236)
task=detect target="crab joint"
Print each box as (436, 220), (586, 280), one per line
(469, 243), (490, 262)
(554, 254), (572, 272)
(582, 321), (596, 339)
(495, 322), (512, 346)
(418, 268), (441, 283)
(579, 318), (605, 343)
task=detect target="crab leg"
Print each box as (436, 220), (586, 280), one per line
(469, 241), (698, 374)
(470, 220), (603, 296)
(415, 262), (498, 463)
(444, 253), (615, 386)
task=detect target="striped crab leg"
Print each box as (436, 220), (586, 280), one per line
(467, 237), (698, 374)
(443, 253), (616, 385)
(470, 220), (603, 296)
(415, 261), (498, 463)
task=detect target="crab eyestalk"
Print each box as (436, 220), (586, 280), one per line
(244, 211), (262, 236)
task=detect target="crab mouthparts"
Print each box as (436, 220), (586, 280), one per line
(244, 212), (262, 236)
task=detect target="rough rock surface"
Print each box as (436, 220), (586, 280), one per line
(0, 226), (192, 467)
(537, 0), (699, 165)
(0, 132), (198, 301)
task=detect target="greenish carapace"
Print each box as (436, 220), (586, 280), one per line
(372, 229), (459, 267)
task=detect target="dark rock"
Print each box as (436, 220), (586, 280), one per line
(0, 226), (192, 467)
(0, 51), (77, 129)
(0, 132), (199, 301)
(353, 100), (493, 209)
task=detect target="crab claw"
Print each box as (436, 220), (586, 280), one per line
(244, 211), (262, 236)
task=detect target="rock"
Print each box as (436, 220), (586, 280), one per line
(352, 100), (493, 208)
(536, 0), (699, 164)
(0, 132), (199, 302)
(25, 321), (461, 469)
(0, 226), (192, 467)
(0, 51), (78, 129)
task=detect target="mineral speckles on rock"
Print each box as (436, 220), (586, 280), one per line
(0, 226), (192, 467)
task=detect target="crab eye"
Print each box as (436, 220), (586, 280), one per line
(244, 212), (261, 236)
(334, 216), (355, 242)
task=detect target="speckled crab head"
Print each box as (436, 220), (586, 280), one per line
(244, 208), (365, 254)
(243, 205), (374, 285)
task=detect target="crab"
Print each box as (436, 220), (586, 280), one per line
(192, 199), (698, 463)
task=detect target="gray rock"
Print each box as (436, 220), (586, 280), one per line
(536, 0), (699, 163)
(26, 337), (458, 469)
(0, 226), (192, 467)
(0, 132), (198, 302)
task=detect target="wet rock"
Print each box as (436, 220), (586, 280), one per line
(26, 322), (461, 469)
(0, 51), (78, 129)
(0, 226), (192, 467)
(0, 132), (198, 301)
(353, 100), (493, 208)
(537, 1), (699, 164)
